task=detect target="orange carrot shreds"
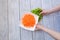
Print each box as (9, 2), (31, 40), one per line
(22, 14), (36, 28)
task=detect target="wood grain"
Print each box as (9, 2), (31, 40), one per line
(8, 0), (20, 40)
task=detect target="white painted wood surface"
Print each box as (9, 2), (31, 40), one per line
(0, 0), (8, 40)
(0, 0), (60, 40)
(8, 0), (20, 40)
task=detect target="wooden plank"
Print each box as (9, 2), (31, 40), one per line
(8, 0), (20, 40)
(42, 0), (55, 40)
(20, 0), (32, 40)
(31, 0), (45, 40)
(52, 0), (60, 16)
(53, 15), (60, 32)
(52, 0), (60, 6)
(52, 0), (60, 32)
(0, 0), (8, 40)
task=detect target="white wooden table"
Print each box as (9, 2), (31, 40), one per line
(0, 0), (60, 40)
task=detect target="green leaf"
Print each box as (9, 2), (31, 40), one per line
(31, 8), (43, 22)
(38, 14), (43, 22)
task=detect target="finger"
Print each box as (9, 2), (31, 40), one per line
(40, 12), (45, 16)
(34, 27), (38, 31)
(35, 28), (39, 31)
(36, 23), (39, 27)
(40, 12), (43, 14)
(35, 29), (37, 31)
(40, 12), (42, 14)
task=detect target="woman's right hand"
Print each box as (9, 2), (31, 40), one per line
(41, 10), (50, 15)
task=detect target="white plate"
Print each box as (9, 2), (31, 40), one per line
(20, 12), (39, 31)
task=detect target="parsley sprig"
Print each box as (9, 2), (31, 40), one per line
(31, 8), (43, 22)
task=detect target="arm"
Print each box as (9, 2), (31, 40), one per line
(41, 5), (60, 15)
(48, 5), (60, 13)
(41, 27), (60, 40)
(36, 24), (60, 40)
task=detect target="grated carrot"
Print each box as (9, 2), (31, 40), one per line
(22, 14), (35, 28)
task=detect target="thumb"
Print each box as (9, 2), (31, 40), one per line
(39, 12), (44, 16)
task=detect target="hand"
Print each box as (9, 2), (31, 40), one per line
(41, 10), (50, 15)
(35, 24), (44, 31)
